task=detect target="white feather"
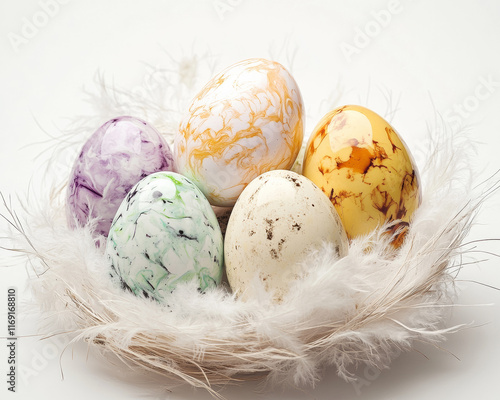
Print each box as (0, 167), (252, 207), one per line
(1, 61), (498, 399)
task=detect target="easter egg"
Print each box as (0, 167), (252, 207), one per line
(302, 105), (421, 245)
(66, 116), (175, 238)
(174, 58), (304, 207)
(106, 171), (223, 303)
(224, 170), (348, 302)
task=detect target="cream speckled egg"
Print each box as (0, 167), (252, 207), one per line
(302, 105), (421, 247)
(224, 170), (348, 302)
(174, 58), (304, 207)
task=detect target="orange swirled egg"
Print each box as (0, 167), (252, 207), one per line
(302, 105), (422, 246)
(174, 58), (304, 207)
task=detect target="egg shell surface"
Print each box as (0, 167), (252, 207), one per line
(302, 105), (421, 243)
(224, 170), (348, 302)
(66, 116), (175, 238)
(106, 171), (223, 303)
(174, 58), (304, 207)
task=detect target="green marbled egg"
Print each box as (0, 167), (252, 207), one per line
(105, 171), (224, 303)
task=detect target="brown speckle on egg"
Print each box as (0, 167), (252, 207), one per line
(224, 170), (348, 303)
(302, 105), (421, 245)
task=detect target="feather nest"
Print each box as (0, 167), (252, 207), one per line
(1, 58), (498, 399)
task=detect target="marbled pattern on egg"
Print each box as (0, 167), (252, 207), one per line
(302, 105), (421, 246)
(174, 58), (304, 207)
(106, 172), (223, 303)
(224, 170), (348, 303)
(66, 116), (175, 238)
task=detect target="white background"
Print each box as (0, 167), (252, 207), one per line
(1, 0), (500, 399)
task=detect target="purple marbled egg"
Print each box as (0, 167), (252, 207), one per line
(66, 116), (175, 238)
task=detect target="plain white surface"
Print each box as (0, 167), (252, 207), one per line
(1, 0), (500, 399)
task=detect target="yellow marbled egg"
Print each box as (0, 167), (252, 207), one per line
(302, 105), (421, 245)
(174, 58), (304, 207)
